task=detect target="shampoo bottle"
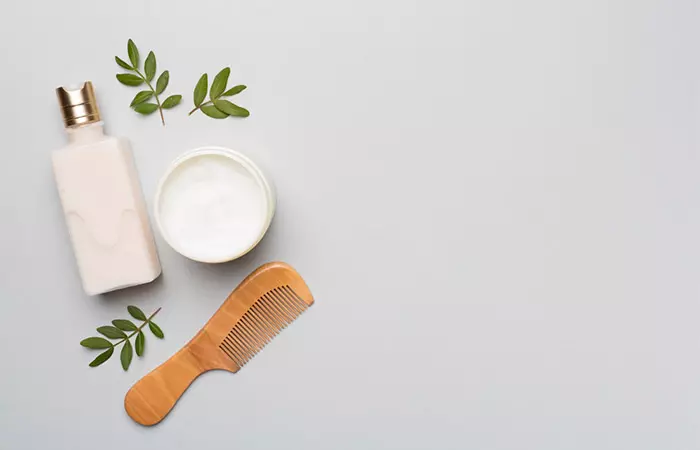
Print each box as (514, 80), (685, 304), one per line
(52, 82), (161, 295)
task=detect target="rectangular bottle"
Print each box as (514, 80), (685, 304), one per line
(52, 82), (161, 295)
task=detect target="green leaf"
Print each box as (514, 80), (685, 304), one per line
(193, 73), (208, 107)
(144, 51), (156, 82)
(210, 67), (230, 99)
(89, 347), (114, 367)
(115, 56), (133, 70)
(127, 305), (147, 321)
(222, 85), (246, 96)
(121, 340), (133, 371)
(127, 39), (139, 68)
(133, 103), (159, 115)
(130, 90), (153, 106)
(112, 319), (138, 331)
(80, 337), (112, 349)
(162, 95), (181, 109)
(200, 104), (228, 119)
(116, 73), (143, 87)
(156, 70), (169, 95)
(135, 331), (145, 356)
(149, 321), (164, 338)
(97, 326), (127, 339)
(213, 99), (250, 117)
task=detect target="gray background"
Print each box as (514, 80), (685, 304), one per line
(0, 0), (698, 449)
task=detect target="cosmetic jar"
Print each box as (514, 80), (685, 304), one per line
(154, 146), (275, 263)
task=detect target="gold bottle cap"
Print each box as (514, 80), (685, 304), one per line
(56, 81), (101, 128)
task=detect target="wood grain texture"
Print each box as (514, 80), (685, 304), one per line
(124, 261), (314, 426)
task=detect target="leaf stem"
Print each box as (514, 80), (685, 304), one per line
(110, 307), (162, 349)
(188, 100), (213, 116)
(134, 69), (165, 126)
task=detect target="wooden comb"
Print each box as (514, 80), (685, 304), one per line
(124, 261), (314, 426)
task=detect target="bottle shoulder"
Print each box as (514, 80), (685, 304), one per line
(54, 135), (131, 155)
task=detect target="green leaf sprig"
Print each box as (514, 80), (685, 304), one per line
(115, 39), (181, 126)
(80, 305), (164, 371)
(188, 67), (250, 119)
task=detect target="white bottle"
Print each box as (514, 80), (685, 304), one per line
(52, 82), (161, 295)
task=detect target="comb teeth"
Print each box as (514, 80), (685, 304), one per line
(219, 285), (309, 368)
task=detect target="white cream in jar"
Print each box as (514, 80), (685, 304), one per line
(154, 147), (275, 263)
